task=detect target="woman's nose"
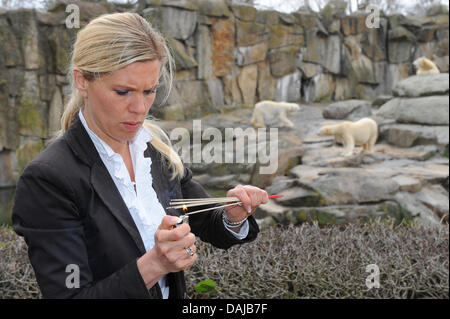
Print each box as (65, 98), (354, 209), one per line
(129, 93), (148, 114)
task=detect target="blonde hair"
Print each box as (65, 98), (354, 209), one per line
(58, 12), (184, 180)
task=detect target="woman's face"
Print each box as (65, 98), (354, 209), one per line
(76, 60), (161, 150)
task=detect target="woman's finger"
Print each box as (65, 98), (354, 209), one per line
(228, 185), (252, 212)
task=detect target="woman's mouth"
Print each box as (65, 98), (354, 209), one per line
(122, 122), (141, 131)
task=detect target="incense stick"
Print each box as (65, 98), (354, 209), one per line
(184, 202), (243, 216)
(166, 195), (283, 213)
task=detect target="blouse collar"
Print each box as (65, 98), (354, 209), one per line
(78, 109), (153, 159)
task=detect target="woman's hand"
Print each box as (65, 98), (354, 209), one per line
(224, 184), (269, 225)
(137, 216), (197, 289)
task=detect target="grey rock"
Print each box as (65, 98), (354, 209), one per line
(276, 186), (322, 207)
(149, 7), (197, 41)
(393, 74), (449, 97)
(196, 25), (214, 79)
(379, 123), (449, 148)
(306, 169), (400, 205)
(322, 99), (372, 120)
(396, 96), (449, 125)
(395, 192), (442, 227)
(274, 71), (301, 102)
(372, 95), (393, 107)
(376, 96), (449, 125)
(290, 201), (406, 225)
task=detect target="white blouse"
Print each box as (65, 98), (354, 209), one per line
(78, 110), (248, 299)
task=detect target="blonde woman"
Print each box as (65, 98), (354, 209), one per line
(12, 12), (268, 299)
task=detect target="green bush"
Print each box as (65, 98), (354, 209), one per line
(1, 219), (448, 299)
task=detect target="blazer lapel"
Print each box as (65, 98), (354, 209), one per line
(65, 116), (147, 255)
(90, 161), (147, 255)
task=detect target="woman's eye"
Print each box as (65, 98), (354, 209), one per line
(114, 89), (129, 96)
(144, 88), (157, 95)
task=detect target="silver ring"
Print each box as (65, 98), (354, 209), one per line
(185, 247), (194, 259)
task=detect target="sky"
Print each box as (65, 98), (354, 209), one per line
(254, 0), (449, 13)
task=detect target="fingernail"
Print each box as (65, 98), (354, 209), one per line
(176, 217), (183, 224)
(247, 207), (252, 213)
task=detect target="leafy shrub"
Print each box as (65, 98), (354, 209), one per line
(1, 219), (448, 299)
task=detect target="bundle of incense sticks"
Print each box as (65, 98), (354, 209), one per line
(167, 195), (283, 216)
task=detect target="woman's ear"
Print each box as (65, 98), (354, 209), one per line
(73, 67), (89, 98)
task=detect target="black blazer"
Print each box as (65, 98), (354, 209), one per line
(12, 115), (259, 299)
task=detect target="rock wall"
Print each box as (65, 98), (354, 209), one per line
(0, 0), (449, 223)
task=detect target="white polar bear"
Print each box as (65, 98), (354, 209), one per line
(250, 100), (301, 128)
(413, 57), (440, 75)
(320, 117), (378, 157)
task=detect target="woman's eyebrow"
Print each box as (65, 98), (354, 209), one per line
(114, 83), (159, 90)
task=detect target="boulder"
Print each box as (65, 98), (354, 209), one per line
(236, 20), (268, 47)
(304, 28), (327, 66)
(291, 201), (407, 225)
(388, 26), (417, 63)
(298, 62), (322, 79)
(290, 166), (400, 205)
(275, 186), (323, 207)
(343, 37), (377, 84)
(235, 42), (269, 66)
(196, 25), (213, 79)
(394, 192), (442, 226)
(257, 61), (276, 101)
(274, 71), (301, 102)
(268, 45), (299, 78)
(230, 3), (257, 22)
(48, 88), (64, 136)
(340, 14), (370, 36)
(385, 63), (410, 93)
(0, 150), (17, 187)
(268, 24), (304, 50)
(16, 138), (45, 174)
(265, 176), (297, 195)
(211, 18), (235, 77)
(324, 35), (341, 74)
(206, 78), (225, 108)
(238, 64), (258, 106)
(372, 95), (393, 108)
(322, 99), (372, 120)
(223, 68), (243, 106)
(360, 18), (388, 62)
(396, 96), (449, 125)
(147, 7), (197, 40)
(303, 73), (335, 103)
(392, 74), (449, 97)
(379, 123), (449, 148)
(168, 38), (198, 70)
(255, 9), (280, 25)
(376, 95), (449, 125)
(334, 77), (354, 101)
(17, 71), (47, 138)
(196, 0), (232, 18)
(173, 80), (211, 118)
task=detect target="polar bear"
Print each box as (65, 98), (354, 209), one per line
(250, 100), (300, 128)
(413, 57), (440, 75)
(320, 118), (378, 157)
